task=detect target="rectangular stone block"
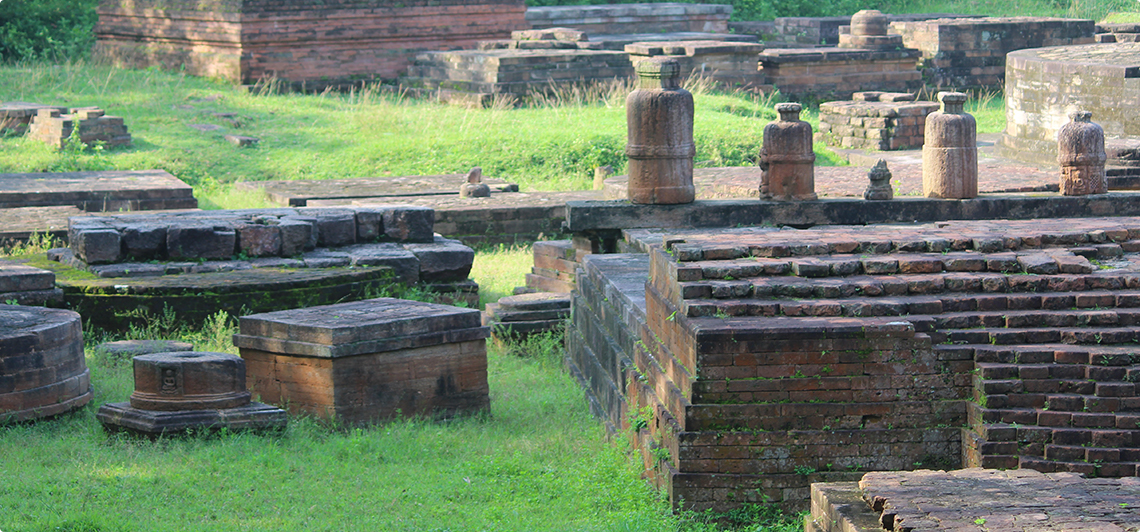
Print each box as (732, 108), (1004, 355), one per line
(166, 225), (236, 260)
(234, 297), (491, 425)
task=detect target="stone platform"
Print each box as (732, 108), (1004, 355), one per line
(237, 174), (519, 207)
(0, 261), (62, 306)
(0, 170), (197, 211)
(1001, 43), (1140, 167)
(808, 469), (1140, 532)
(757, 47), (922, 101)
(567, 216), (1140, 511)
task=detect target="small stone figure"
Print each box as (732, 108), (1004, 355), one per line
(625, 57), (696, 205)
(863, 159), (893, 200)
(459, 167), (491, 198)
(922, 92), (977, 199)
(1057, 110), (1107, 196)
(760, 102), (816, 201)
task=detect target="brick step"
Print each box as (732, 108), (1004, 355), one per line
(937, 343), (1140, 366)
(972, 404), (1140, 427)
(680, 288), (1140, 318)
(685, 401), (964, 432)
(974, 382), (1140, 409)
(942, 326), (1140, 346)
(1020, 456), (1140, 477)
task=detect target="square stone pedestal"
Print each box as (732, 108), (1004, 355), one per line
(234, 297), (490, 425)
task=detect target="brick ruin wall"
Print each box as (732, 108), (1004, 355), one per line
(566, 218), (1140, 511)
(889, 17), (1095, 89)
(758, 48), (922, 102)
(94, 0), (528, 86)
(525, 3), (730, 35)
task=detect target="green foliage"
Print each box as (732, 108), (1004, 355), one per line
(0, 0), (99, 62)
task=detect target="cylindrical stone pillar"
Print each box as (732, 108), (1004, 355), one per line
(760, 102), (816, 201)
(625, 57), (696, 205)
(1057, 110), (1107, 196)
(130, 352), (251, 411)
(922, 92), (977, 199)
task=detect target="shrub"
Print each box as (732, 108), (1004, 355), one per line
(0, 0), (99, 62)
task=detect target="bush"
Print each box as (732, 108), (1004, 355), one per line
(0, 0), (99, 62)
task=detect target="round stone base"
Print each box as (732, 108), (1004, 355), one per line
(0, 305), (92, 422)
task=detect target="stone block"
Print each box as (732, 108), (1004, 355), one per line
(344, 244), (420, 285)
(403, 237), (475, 282)
(382, 206), (435, 243)
(72, 227), (122, 264)
(120, 224), (167, 260)
(236, 223), (282, 257)
(234, 297), (491, 425)
(278, 217), (316, 255)
(166, 225), (237, 260)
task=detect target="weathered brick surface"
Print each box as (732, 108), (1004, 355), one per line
(757, 48), (922, 101)
(94, 0), (528, 86)
(625, 40), (768, 89)
(1000, 43), (1140, 167)
(28, 107), (131, 149)
(0, 170), (196, 212)
(0, 305), (92, 422)
(526, 3), (730, 35)
(891, 17), (1095, 89)
(818, 98), (939, 151)
(235, 297), (490, 425)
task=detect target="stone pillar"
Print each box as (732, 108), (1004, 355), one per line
(625, 57), (696, 205)
(1057, 110), (1108, 196)
(760, 102), (816, 201)
(922, 92), (977, 199)
(838, 10), (903, 50)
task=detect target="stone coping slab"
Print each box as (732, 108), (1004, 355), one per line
(0, 170), (196, 211)
(563, 192), (1140, 233)
(809, 468), (1140, 532)
(237, 174), (520, 207)
(234, 297), (489, 358)
(97, 401), (286, 435)
(758, 46), (920, 63)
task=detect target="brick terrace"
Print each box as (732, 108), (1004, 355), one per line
(568, 217), (1140, 511)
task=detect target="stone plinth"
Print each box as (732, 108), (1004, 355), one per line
(808, 469), (1140, 532)
(28, 107), (131, 149)
(0, 305), (92, 422)
(0, 102), (68, 135)
(234, 298), (490, 425)
(891, 17), (1095, 88)
(94, 0), (528, 87)
(1000, 43), (1140, 166)
(485, 291), (570, 338)
(625, 40), (768, 89)
(97, 351), (286, 435)
(0, 262), (62, 306)
(838, 10), (903, 50)
(0, 170), (196, 212)
(757, 48), (922, 101)
(818, 97), (939, 151)
(526, 3), (731, 35)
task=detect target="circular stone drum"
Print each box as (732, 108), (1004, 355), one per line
(0, 304), (92, 422)
(1000, 43), (1140, 166)
(129, 352), (251, 411)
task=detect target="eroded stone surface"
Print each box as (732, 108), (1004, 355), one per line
(0, 170), (196, 211)
(0, 305), (91, 422)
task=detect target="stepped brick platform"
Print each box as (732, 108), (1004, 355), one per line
(817, 95), (939, 151)
(0, 102), (67, 135)
(525, 3), (731, 35)
(0, 262), (62, 306)
(772, 13), (976, 46)
(567, 217), (1140, 511)
(235, 298), (490, 425)
(0, 305), (92, 422)
(757, 47), (922, 101)
(891, 17), (1095, 88)
(94, 0), (528, 87)
(525, 240), (588, 294)
(0, 170), (196, 212)
(484, 291), (570, 338)
(1098, 22), (1140, 43)
(808, 469), (1140, 532)
(28, 107), (131, 149)
(1000, 43), (1140, 168)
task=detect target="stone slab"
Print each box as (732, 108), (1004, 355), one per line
(0, 102), (68, 134)
(810, 469), (1140, 532)
(92, 339), (193, 358)
(238, 174), (520, 207)
(234, 297), (488, 358)
(97, 401), (287, 435)
(0, 262), (55, 293)
(0, 170), (196, 211)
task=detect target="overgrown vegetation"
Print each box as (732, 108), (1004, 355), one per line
(0, 0), (99, 62)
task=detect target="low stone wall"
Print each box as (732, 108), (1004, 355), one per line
(1098, 22), (1140, 43)
(94, 0), (527, 86)
(1000, 43), (1140, 167)
(890, 17), (1095, 89)
(757, 48), (922, 101)
(772, 13), (976, 46)
(526, 3), (731, 35)
(625, 40), (768, 89)
(404, 48), (634, 99)
(817, 95), (939, 151)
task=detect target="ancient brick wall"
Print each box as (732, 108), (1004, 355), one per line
(94, 0), (528, 86)
(526, 3), (730, 35)
(890, 17), (1095, 89)
(758, 48), (922, 101)
(817, 97), (939, 151)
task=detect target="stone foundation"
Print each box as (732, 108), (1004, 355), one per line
(235, 297), (490, 425)
(94, 0), (528, 87)
(0, 102), (67, 135)
(757, 48), (922, 101)
(1098, 22), (1140, 43)
(404, 48), (634, 100)
(891, 17), (1095, 89)
(772, 13), (976, 46)
(808, 469), (1140, 532)
(0, 305), (92, 422)
(525, 3), (730, 35)
(28, 107), (131, 149)
(0, 170), (196, 212)
(625, 41), (768, 89)
(817, 95), (939, 151)
(1000, 43), (1140, 167)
